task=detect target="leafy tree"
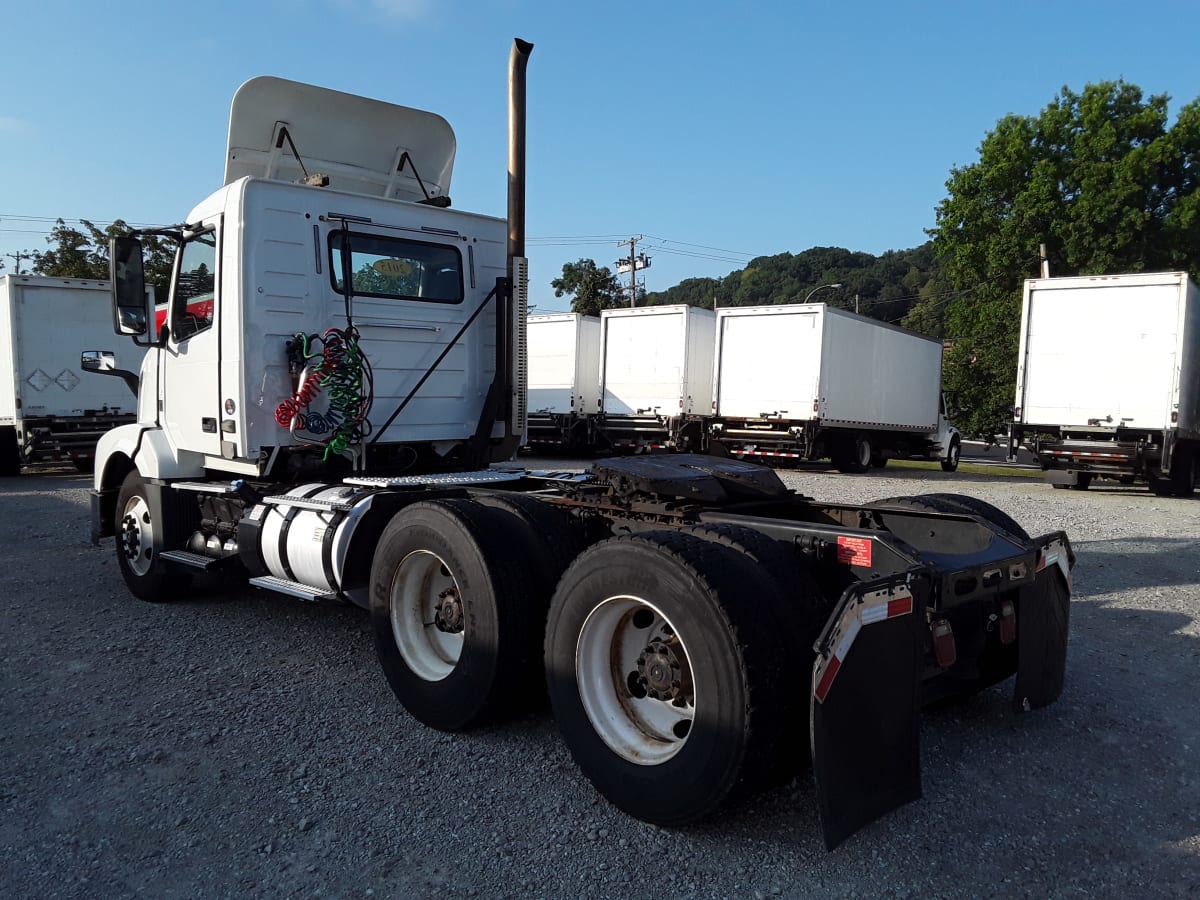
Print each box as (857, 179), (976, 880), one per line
(930, 80), (1200, 438)
(32, 218), (176, 302)
(551, 258), (625, 316)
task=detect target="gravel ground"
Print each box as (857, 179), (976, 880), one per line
(2, 461), (1198, 899)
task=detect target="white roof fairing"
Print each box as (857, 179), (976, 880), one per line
(224, 76), (456, 203)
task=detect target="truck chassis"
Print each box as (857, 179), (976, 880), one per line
(91, 452), (1072, 848)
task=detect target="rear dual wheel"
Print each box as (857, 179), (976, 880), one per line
(834, 433), (872, 474)
(369, 497), (561, 731)
(544, 531), (789, 825)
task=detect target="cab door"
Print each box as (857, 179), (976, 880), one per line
(161, 224), (222, 456)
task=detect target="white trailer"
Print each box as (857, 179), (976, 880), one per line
(1010, 271), (1200, 495)
(709, 303), (960, 472)
(525, 312), (600, 450)
(87, 41), (1075, 851)
(598, 304), (715, 451)
(0, 275), (142, 475)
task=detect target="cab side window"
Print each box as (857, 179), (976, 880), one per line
(172, 232), (217, 342)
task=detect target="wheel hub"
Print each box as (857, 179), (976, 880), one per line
(636, 638), (690, 704)
(433, 587), (464, 633)
(120, 514), (143, 560)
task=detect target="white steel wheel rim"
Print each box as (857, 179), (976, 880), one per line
(120, 495), (155, 576)
(949, 441), (960, 465)
(576, 595), (696, 766)
(389, 550), (464, 682)
(856, 439), (871, 468)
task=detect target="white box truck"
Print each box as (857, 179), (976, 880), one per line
(86, 41), (1076, 850)
(709, 303), (961, 472)
(1009, 271), (1199, 495)
(524, 312), (601, 451)
(0, 275), (141, 475)
(598, 304), (715, 451)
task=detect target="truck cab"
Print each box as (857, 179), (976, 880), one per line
(95, 76), (526, 522)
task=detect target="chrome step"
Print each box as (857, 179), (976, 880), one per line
(262, 495), (354, 512)
(248, 575), (336, 602)
(170, 481), (239, 494)
(159, 550), (220, 570)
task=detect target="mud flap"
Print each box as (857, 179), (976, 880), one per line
(810, 572), (929, 850)
(1014, 534), (1074, 712)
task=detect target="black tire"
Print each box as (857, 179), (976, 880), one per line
(114, 470), (193, 602)
(473, 492), (586, 593)
(1069, 473), (1093, 491)
(369, 498), (536, 731)
(0, 426), (20, 477)
(1166, 448), (1195, 498)
(870, 451), (889, 469)
(835, 433), (871, 474)
(941, 436), (961, 472)
(919, 493), (1029, 540)
(544, 531), (787, 825)
(682, 523), (832, 777)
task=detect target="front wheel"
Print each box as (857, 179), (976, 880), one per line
(940, 437), (961, 472)
(114, 470), (192, 602)
(545, 531), (787, 825)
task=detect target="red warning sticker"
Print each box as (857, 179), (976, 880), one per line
(836, 536), (873, 567)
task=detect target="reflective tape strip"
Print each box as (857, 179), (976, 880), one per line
(813, 583), (915, 704)
(1035, 539), (1073, 593)
(735, 449), (802, 458)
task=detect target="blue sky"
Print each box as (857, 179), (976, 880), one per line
(2, 1), (1198, 311)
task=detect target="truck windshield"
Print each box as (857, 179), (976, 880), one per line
(329, 231), (463, 304)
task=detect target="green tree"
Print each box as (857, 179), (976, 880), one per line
(551, 258), (625, 316)
(930, 80), (1200, 437)
(32, 218), (176, 302)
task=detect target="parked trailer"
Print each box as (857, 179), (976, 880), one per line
(524, 312), (602, 452)
(0, 275), (142, 475)
(597, 304), (715, 452)
(1009, 272), (1199, 495)
(709, 304), (961, 472)
(90, 41), (1074, 849)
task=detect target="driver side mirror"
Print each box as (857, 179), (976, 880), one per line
(110, 236), (151, 338)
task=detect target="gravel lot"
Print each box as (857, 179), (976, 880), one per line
(2, 461), (1198, 899)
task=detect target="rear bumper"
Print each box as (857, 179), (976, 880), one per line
(809, 531), (1074, 848)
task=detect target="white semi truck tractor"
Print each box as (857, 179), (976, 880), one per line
(91, 39), (1075, 849)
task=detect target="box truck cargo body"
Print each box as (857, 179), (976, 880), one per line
(525, 313), (601, 450)
(0, 275), (141, 475)
(1010, 272), (1200, 495)
(598, 304), (715, 451)
(709, 304), (960, 471)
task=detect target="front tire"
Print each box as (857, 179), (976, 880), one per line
(369, 499), (535, 731)
(941, 436), (961, 472)
(114, 470), (192, 602)
(545, 531), (786, 825)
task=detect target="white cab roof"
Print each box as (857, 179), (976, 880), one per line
(224, 76), (456, 203)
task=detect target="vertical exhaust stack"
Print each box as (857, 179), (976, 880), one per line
(507, 38), (534, 272)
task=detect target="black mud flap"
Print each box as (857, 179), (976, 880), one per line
(810, 572), (929, 850)
(1014, 533), (1074, 712)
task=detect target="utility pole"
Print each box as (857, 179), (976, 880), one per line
(616, 235), (650, 307)
(5, 251), (30, 275)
